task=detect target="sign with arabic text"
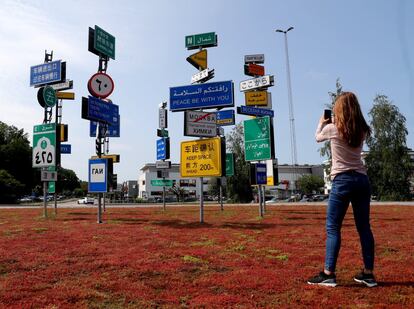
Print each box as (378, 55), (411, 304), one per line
(185, 32), (217, 50)
(243, 116), (273, 161)
(32, 123), (56, 168)
(245, 91), (269, 106)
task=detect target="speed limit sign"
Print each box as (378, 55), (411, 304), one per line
(88, 72), (114, 98)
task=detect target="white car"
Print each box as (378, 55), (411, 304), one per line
(77, 197), (95, 204)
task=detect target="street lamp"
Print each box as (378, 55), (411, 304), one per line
(276, 27), (298, 192)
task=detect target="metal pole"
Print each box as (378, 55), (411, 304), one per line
(163, 186), (166, 211)
(43, 180), (48, 218)
(103, 192), (106, 212)
(54, 193), (57, 216)
(262, 185), (266, 214)
(200, 177), (204, 223)
(258, 184), (263, 217)
(219, 178), (223, 211)
(97, 193), (102, 223)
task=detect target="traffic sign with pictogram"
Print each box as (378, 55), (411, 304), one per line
(186, 49), (207, 70)
(88, 72), (114, 99)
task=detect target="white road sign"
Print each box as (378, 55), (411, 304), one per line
(88, 72), (114, 99)
(159, 108), (167, 129)
(184, 110), (217, 137)
(156, 161), (171, 169)
(244, 54), (265, 64)
(41, 171), (58, 182)
(50, 80), (73, 91)
(191, 68), (214, 84)
(239, 75), (274, 92)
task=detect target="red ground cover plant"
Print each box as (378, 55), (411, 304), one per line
(0, 205), (413, 308)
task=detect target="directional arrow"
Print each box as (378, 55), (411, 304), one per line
(186, 49), (207, 70)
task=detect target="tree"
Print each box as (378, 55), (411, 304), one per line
(169, 184), (185, 202)
(365, 95), (412, 201)
(225, 123), (253, 203)
(297, 174), (324, 195)
(0, 169), (25, 203)
(57, 168), (81, 193)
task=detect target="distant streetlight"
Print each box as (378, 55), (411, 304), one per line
(276, 27), (298, 191)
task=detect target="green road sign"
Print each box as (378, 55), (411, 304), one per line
(226, 153), (234, 176)
(43, 86), (57, 107)
(48, 181), (55, 194)
(33, 123), (56, 168)
(94, 25), (116, 59)
(243, 116), (272, 161)
(185, 32), (217, 50)
(151, 179), (173, 187)
(157, 129), (169, 137)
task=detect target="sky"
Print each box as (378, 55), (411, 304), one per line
(0, 0), (413, 182)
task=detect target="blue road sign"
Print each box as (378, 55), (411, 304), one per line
(237, 105), (274, 118)
(88, 158), (108, 193)
(216, 109), (235, 126)
(30, 60), (62, 86)
(157, 138), (169, 160)
(256, 163), (267, 185)
(82, 96), (119, 125)
(90, 117), (120, 137)
(60, 144), (72, 154)
(170, 80), (234, 112)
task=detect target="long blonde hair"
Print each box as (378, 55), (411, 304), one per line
(334, 92), (371, 147)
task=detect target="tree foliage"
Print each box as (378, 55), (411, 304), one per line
(297, 174), (324, 195)
(365, 95), (412, 201)
(57, 167), (81, 193)
(225, 123), (253, 202)
(0, 169), (25, 203)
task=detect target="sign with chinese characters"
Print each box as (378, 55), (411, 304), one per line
(225, 153), (235, 176)
(244, 54), (265, 64)
(185, 32), (217, 50)
(94, 25), (116, 59)
(184, 110), (217, 137)
(32, 123), (56, 168)
(88, 158), (108, 193)
(180, 137), (224, 177)
(237, 105), (274, 118)
(82, 96), (119, 125)
(170, 80), (234, 111)
(88, 72), (114, 98)
(90, 119), (120, 138)
(186, 49), (207, 70)
(245, 91), (269, 106)
(42, 86), (57, 107)
(151, 179), (173, 187)
(239, 75), (274, 92)
(216, 109), (235, 126)
(30, 60), (62, 86)
(243, 116), (273, 161)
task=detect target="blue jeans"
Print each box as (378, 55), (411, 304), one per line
(325, 171), (375, 272)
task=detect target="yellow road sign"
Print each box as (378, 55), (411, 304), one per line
(91, 154), (120, 163)
(180, 137), (223, 177)
(245, 91), (269, 106)
(186, 49), (207, 70)
(56, 91), (75, 100)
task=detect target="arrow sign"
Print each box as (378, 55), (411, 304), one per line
(186, 49), (207, 70)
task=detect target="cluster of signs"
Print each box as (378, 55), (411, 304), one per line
(82, 25), (119, 193)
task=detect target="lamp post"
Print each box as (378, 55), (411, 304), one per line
(276, 27), (298, 192)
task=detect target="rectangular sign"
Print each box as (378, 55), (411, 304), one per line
(30, 60), (62, 86)
(157, 129), (169, 137)
(180, 137), (224, 177)
(157, 138), (170, 160)
(237, 105), (274, 117)
(50, 80), (73, 91)
(239, 75), (274, 92)
(255, 163), (267, 185)
(60, 144), (71, 154)
(225, 153), (235, 176)
(184, 110), (217, 137)
(156, 161), (171, 169)
(41, 171), (58, 182)
(48, 181), (55, 194)
(191, 68), (214, 84)
(170, 80), (234, 112)
(82, 96), (119, 125)
(244, 54), (265, 64)
(56, 91), (75, 100)
(151, 179), (174, 187)
(185, 32), (217, 50)
(32, 123), (56, 168)
(159, 108), (167, 129)
(216, 109), (235, 126)
(94, 25), (116, 59)
(244, 63), (265, 77)
(88, 158), (108, 193)
(91, 154), (120, 163)
(244, 116), (272, 161)
(245, 91), (269, 106)
(90, 118), (120, 138)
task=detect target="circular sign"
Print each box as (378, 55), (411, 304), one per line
(43, 86), (57, 107)
(87, 72), (114, 99)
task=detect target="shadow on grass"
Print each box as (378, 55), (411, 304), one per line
(107, 218), (149, 225)
(342, 281), (414, 288)
(152, 219), (213, 229)
(62, 217), (92, 221)
(67, 212), (95, 216)
(221, 222), (276, 230)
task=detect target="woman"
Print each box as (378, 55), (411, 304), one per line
(307, 92), (377, 287)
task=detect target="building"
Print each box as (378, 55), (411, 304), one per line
(122, 180), (138, 201)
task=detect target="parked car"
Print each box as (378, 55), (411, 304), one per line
(77, 197), (95, 204)
(18, 196), (35, 203)
(265, 197), (279, 204)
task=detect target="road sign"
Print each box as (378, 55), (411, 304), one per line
(151, 179), (174, 187)
(244, 63), (265, 77)
(32, 123), (56, 168)
(244, 54), (265, 64)
(170, 80), (234, 111)
(225, 153), (235, 176)
(180, 137), (224, 177)
(41, 170), (58, 182)
(156, 161), (171, 169)
(191, 68), (214, 84)
(50, 80), (73, 91)
(159, 108), (167, 129)
(90, 119), (120, 137)
(56, 91), (75, 100)
(37, 86), (57, 108)
(87, 72), (114, 99)
(239, 75), (274, 92)
(185, 32), (217, 50)
(48, 181), (55, 194)
(82, 96), (119, 125)
(30, 60), (62, 86)
(216, 109), (235, 126)
(91, 154), (120, 163)
(266, 159), (278, 185)
(237, 105), (274, 117)
(157, 138), (170, 160)
(245, 91), (269, 106)
(157, 129), (169, 137)
(60, 144), (71, 154)
(94, 25), (116, 59)
(186, 49), (207, 70)
(250, 163), (267, 185)
(184, 110), (217, 137)
(88, 158), (108, 193)
(244, 116), (273, 161)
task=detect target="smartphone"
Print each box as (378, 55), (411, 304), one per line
(324, 109), (332, 123)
